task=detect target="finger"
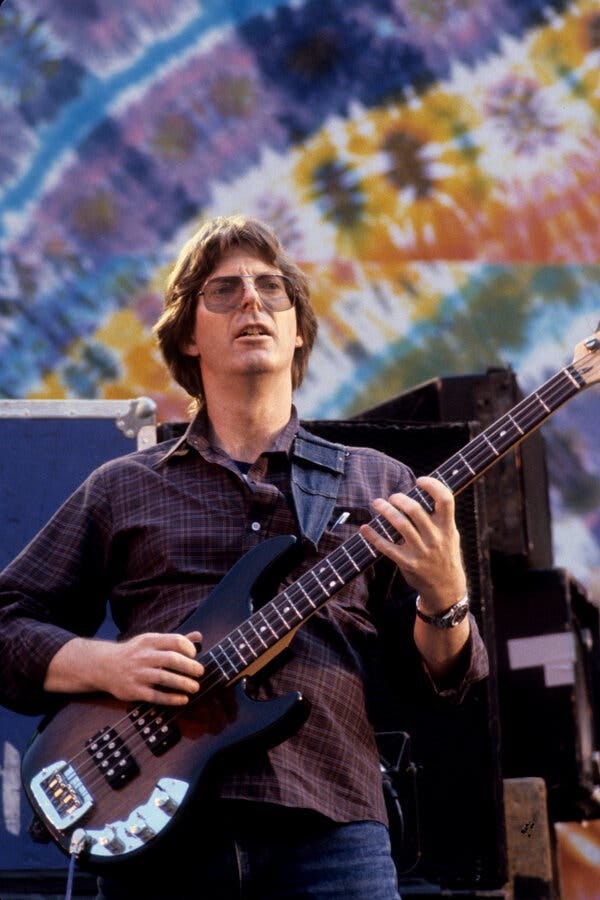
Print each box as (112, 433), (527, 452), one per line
(361, 520), (407, 558)
(372, 497), (420, 542)
(162, 648), (204, 678)
(414, 476), (455, 517)
(153, 632), (203, 661)
(185, 630), (203, 646)
(153, 666), (200, 696)
(386, 489), (440, 525)
(141, 685), (194, 707)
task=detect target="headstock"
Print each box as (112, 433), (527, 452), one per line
(573, 323), (600, 386)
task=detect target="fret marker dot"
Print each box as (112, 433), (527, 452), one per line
(453, 468), (459, 475)
(500, 430), (506, 437)
(329, 580), (337, 588)
(260, 626), (267, 633)
(283, 606), (290, 613)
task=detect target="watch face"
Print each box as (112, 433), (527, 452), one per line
(448, 610), (462, 626)
(447, 603), (469, 627)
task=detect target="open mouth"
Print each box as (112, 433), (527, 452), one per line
(236, 325), (271, 338)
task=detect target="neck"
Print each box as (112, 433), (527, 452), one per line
(203, 378), (294, 462)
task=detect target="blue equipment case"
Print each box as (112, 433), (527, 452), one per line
(0, 399), (156, 876)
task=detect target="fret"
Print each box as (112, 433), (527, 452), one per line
(317, 557), (345, 591)
(245, 618), (268, 649)
(412, 485), (435, 512)
(213, 648), (238, 678)
(237, 620), (264, 655)
(256, 610), (278, 640)
(448, 452), (475, 479)
(489, 418), (519, 442)
(486, 417), (521, 455)
(565, 367), (581, 388)
(327, 549), (349, 580)
(271, 599), (292, 630)
(229, 630), (258, 662)
(358, 532), (378, 558)
(281, 589), (305, 619)
(219, 642), (238, 670)
(341, 544), (361, 572)
(535, 391), (551, 413)
(224, 634), (252, 668)
(207, 649), (232, 679)
(567, 362), (587, 388)
(307, 568), (331, 597)
(334, 548), (355, 578)
(482, 433), (500, 456)
(198, 655), (229, 692)
(373, 516), (396, 542)
(435, 460), (469, 494)
(508, 413), (525, 434)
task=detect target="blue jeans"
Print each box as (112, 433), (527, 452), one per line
(96, 816), (401, 900)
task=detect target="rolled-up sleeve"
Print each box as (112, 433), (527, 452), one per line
(419, 612), (490, 703)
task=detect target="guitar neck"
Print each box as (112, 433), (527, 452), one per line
(198, 357), (591, 690)
(429, 361), (585, 498)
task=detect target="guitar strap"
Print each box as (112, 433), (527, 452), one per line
(291, 426), (348, 549)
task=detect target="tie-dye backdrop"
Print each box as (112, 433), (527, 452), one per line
(1, 0), (599, 603)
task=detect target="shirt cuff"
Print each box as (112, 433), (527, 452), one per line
(9, 622), (77, 715)
(420, 613), (489, 703)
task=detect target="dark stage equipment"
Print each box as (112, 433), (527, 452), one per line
(494, 566), (600, 822)
(303, 418), (508, 892)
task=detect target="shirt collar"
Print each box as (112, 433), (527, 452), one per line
(158, 405), (300, 465)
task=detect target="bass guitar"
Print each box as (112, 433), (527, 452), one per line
(22, 325), (600, 870)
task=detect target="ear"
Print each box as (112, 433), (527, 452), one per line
(295, 333), (304, 348)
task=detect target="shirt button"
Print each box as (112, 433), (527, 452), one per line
(250, 521), (261, 532)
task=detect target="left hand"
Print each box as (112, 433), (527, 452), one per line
(360, 475), (467, 613)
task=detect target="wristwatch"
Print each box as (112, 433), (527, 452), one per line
(415, 593), (470, 629)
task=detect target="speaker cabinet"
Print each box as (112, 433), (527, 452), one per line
(0, 401), (155, 879)
(494, 566), (600, 821)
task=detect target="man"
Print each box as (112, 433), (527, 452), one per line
(0, 216), (487, 899)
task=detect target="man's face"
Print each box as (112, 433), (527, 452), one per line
(182, 246), (303, 394)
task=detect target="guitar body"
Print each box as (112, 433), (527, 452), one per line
(21, 536), (309, 871)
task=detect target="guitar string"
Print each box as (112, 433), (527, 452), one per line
(46, 350), (596, 817)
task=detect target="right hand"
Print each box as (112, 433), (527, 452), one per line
(98, 630), (205, 706)
(44, 630), (204, 706)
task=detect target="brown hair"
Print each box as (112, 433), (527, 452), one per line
(154, 215), (318, 407)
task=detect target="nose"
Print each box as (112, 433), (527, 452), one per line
(239, 277), (264, 309)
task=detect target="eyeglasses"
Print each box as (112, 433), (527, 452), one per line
(198, 273), (296, 313)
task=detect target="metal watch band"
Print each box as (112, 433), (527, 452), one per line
(415, 593), (470, 629)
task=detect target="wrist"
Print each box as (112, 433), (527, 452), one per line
(45, 637), (115, 694)
(415, 592), (470, 629)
